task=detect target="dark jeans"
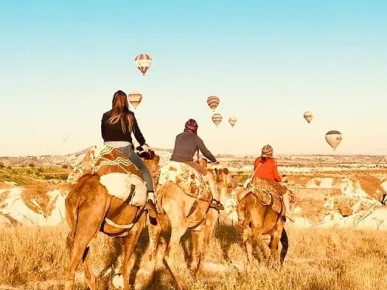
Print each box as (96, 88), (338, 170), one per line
(117, 145), (154, 192)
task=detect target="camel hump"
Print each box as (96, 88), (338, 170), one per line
(159, 161), (212, 202)
(251, 177), (286, 215)
(253, 177), (287, 196)
(99, 172), (147, 207)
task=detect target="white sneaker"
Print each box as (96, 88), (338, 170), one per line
(147, 191), (156, 203)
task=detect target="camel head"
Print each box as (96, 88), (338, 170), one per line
(211, 166), (238, 204)
(138, 149), (161, 188)
(213, 167), (234, 189)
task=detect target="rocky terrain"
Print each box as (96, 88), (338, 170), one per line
(1, 149), (387, 290)
(1, 148), (386, 231)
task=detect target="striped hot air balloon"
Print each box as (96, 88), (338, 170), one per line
(229, 117), (237, 127)
(303, 111), (313, 123)
(135, 53), (152, 76)
(207, 96), (220, 111)
(212, 113), (223, 127)
(128, 92), (142, 109)
(325, 130), (342, 150)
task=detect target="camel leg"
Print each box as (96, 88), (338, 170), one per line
(190, 230), (202, 272)
(242, 227), (253, 268)
(121, 216), (146, 290)
(251, 226), (267, 263)
(64, 224), (98, 290)
(147, 213), (165, 262)
(64, 191), (110, 290)
(196, 211), (217, 275)
(147, 213), (165, 284)
(268, 230), (281, 267)
(163, 226), (187, 290)
(83, 247), (96, 289)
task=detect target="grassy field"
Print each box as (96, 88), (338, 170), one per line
(0, 224), (386, 290)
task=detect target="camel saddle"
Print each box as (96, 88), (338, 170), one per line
(159, 161), (212, 202)
(67, 145), (148, 207)
(237, 177), (287, 215)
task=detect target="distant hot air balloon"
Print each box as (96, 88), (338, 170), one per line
(212, 113), (223, 127)
(128, 92), (143, 109)
(303, 111), (313, 124)
(207, 96), (220, 112)
(229, 117), (237, 127)
(135, 53), (152, 76)
(325, 130), (342, 150)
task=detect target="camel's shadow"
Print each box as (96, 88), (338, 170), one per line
(96, 219), (242, 289)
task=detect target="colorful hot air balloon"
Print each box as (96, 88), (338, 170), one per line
(128, 92), (142, 109)
(212, 113), (223, 127)
(135, 53), (152, 76)
(303, 111), (313, 123)
(325, 130), (342, 150)
(229, 117), (237, 127)
(207, 96), (220, 111)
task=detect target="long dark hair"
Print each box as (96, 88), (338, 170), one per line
(106, 90), (134, 133)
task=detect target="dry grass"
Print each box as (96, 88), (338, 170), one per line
(0, 225), (386, 290)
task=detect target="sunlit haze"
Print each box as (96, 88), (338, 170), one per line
(1, 0), (386, 157)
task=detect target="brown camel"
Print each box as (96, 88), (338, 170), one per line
(236, 177), (292, 267)
(64, 145), (160, 290)
(147, 159), (234, 290)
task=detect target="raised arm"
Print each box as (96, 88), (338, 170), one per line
(132, 113), (146, 146)
(197, 137), (217, 162)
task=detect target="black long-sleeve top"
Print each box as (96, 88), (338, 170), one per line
(101, 112), (146, 146)
(170, 132), (217, 162)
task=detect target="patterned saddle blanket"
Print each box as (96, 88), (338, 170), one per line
(237, 177), (286, 215)
(67, 145), (147, 207)
(159, 161), (212, 202)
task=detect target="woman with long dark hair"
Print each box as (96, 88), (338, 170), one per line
(101, 90), (157, 218)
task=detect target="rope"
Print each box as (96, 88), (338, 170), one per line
(105, 218), (135, 229)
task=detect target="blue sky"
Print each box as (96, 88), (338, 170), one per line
(1, 0), (386, 156)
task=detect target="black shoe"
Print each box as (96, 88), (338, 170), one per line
(145, 200), (158, 219)
(210, 199), (224, 211)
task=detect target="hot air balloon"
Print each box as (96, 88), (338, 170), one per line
(212, 113), (223, 127)
(325, 130), (342, 150)
(128, 92), (142, 109)
(229, 117), (237, 127)
(207, 96), (220, 112)
(303, 111), (313, 124)
(135, 53), (152, 76)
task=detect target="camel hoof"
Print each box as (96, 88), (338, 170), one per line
(112, 274), (124, 288)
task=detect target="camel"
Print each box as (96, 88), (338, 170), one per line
(147, 158), (234, 290)
(236, 177), (293, 267)
(64, 145), (160, 290)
